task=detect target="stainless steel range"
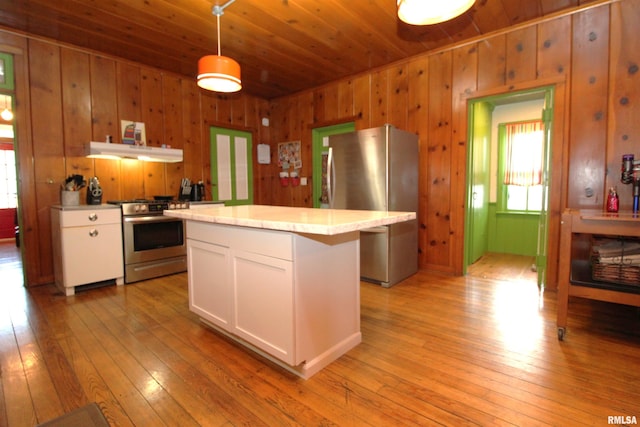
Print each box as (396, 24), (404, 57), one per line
(108, 199), (189, 283)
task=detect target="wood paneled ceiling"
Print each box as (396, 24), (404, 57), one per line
(0, 0), (598, 100)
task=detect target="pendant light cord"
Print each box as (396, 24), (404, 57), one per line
(212, 0), (236, 57)
(217, 13), (222, 57)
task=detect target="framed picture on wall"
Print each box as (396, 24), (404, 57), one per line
(120, 120), (146, 146)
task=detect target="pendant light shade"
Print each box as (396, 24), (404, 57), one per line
(197, 55), (242, 92)
(197, 0), (242, 93)
(397, 0), (475, 25)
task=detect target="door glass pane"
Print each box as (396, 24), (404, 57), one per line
(234, 137), (248, 200)
(216, 135), (232, 200)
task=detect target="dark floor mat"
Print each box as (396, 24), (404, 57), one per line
(37, 403), (109, 427)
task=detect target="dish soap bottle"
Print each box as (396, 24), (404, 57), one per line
(606, 187), (619, 213)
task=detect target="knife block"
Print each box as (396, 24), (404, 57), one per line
(179, 183), (191, 201)
(86, 189), (102, 205)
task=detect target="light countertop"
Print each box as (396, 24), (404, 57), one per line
(51, 204), (120, 211)
(163, 205), (416, 235)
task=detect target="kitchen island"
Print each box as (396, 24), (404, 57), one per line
(164, 205), (415, 379)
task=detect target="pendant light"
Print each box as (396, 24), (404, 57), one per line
(397, 0), (475, 25)
(197, 0), (242, 93)
(1, 96), (12, 121)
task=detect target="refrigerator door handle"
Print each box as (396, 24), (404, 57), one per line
(327, 147), (335, 208)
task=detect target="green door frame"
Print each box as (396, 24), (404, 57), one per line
(311, 122), (355, 208)
(210, 126), (253, 205)
(464, 86), (554, 286)
(0, 52), (15, 90)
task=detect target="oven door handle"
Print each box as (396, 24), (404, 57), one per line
(124, 215), (183, 224)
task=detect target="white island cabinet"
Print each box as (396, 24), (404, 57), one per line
(51, 205), (124, 296)
(165, 205), (416, 379)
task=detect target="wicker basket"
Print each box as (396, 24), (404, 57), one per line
(591, 259), (640, 286)
(591, 237), (640, 287)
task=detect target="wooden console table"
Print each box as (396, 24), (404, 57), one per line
(557, 209), (640, 340)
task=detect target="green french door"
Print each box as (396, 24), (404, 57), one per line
(466, 101), (492, 267)
(536, 89), (554, 288)
(210, 127), (253, 205)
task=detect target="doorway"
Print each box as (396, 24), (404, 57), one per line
(465, 87), (554, 286)
(0, 92), (22, 288)
(311, 122), (355, 208)
(209, 127), (253, 205)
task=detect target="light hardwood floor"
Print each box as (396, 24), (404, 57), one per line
(466, 252), (538, 283)
(1, 243), (639, 426)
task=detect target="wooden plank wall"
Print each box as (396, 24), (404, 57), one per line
(0, 32), (269, 286)
(267, 0), (640, 288)
(2, 0), (638, 289)
(607, 0), (640, 195)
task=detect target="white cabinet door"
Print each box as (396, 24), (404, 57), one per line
(60, 223), (123, 287)
(231, 249), (294, 365)
(187, 239), (231, 329)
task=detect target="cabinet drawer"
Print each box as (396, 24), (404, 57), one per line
(187, 222), (293, 260)
(59, 208), (121, 227)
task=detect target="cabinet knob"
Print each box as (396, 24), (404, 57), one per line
(88, 213), (98, 221)
(89, 229), (99, 237)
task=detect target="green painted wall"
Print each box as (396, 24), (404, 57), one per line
(487, 203), (539, 256)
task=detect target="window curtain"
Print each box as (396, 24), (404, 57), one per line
(503, 120), (544, 186)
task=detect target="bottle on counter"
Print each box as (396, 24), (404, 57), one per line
(606, 187), (619, 213)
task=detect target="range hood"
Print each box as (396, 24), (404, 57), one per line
(86, 141), (183, 163)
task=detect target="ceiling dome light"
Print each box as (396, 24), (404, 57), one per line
(397, 0), (475, 25)
(1, 108), (12, 121)
(197, 0), (242, 93)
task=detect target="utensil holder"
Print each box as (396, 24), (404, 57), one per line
(61, 190), (80, 206)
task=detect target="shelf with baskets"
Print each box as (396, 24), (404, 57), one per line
(557, 209), (640, 340)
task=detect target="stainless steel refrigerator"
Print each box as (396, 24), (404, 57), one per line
(327, 124), (418, 287)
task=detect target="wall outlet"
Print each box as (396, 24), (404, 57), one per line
(301, 177), (307, 186)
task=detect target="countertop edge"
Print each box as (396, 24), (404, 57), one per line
(51, 204), (121, 211)
(164, 207), (416, 235)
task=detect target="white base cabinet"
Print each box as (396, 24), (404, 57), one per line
(186, 221), (362, 379)
(51, 206), (124, 296)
